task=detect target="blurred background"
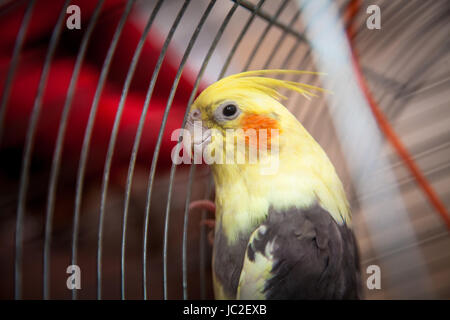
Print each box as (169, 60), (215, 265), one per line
(0, 0), (449, 299)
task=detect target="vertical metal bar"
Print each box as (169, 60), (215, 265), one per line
(142, 0), (218, 300)
(262, 8), (301, 69)
(158, 1), (239, 300)
(95, 0), (135, 300)
(0, 0), (36, 144)
(288, 23), (331, 127)
(181, 164), (196, 299)
(70, 0), (134, 300)
(357, 1), (423, 57)
(275, 2), (312, 102)
(290, 55), (316, 125)
(43, 0), (105, 300)
(120, 0), (188, 300)
(232, 0), (304, 40)
(278, 0), (310, 73)
(387, 26), (448, 119)
(283, 1), (329, 114)
(280, 40), (305, 70)
(218, 0), (265, 79)
(198, 176), (214, 299)
(242, 0), (290, 71)
(108, 0), (189, 300)
(288, 0), (349, 118)
(90, 0), (164, 301)
(14, 0), (70, 300)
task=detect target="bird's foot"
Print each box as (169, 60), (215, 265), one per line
(189, 200), (216, 246)
(189, 199), (216, 214)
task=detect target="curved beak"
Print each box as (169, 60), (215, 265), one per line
(185, 110), (211, 159)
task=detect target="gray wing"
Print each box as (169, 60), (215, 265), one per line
(237, 205), (362, 299)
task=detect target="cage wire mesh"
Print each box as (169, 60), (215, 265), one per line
(0, 0), (449, 299)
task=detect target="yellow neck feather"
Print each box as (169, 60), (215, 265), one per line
(211, 111), (351, 244)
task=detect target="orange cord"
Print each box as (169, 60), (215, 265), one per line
(344, 0), (361, 40)
(345, 0), (450, 229)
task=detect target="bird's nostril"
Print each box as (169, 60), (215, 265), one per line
(191, 109), (201, 120)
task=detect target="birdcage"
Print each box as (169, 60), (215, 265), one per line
(0, 0), (449, 300)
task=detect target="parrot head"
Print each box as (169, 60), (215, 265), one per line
(184, 70), (350, 240)
(185, 70), (326, 170)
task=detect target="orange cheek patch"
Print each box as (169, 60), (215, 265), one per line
(241, 114), (280, 149)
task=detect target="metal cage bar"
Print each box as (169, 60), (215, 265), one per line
(14, 0), (70, 299)
(95, 0), (165, 300)
(0, 0), (35, 144)
(70, 0), (135, 300)
(1, 0), (448, 300)
(44, 0), (105, 300)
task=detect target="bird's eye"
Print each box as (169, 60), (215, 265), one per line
(222, 104), (237, 117)
(215, 102), (240, 122)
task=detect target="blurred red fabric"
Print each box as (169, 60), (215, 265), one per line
(0, 0), (199, 176)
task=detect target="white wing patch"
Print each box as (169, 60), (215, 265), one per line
(236, 225), (276, 299)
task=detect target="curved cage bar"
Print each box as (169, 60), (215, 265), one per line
(0, 0), (448, 300)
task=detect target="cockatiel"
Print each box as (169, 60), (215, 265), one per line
(186, 70), (361, 299)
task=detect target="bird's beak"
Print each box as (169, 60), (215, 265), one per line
(185, 109), (211, 158)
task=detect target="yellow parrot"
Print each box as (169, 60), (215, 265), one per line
(186, 70), (361, 299)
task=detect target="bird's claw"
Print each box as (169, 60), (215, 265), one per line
(189, 199), (216, 214)
(189, 199), (216, 246)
